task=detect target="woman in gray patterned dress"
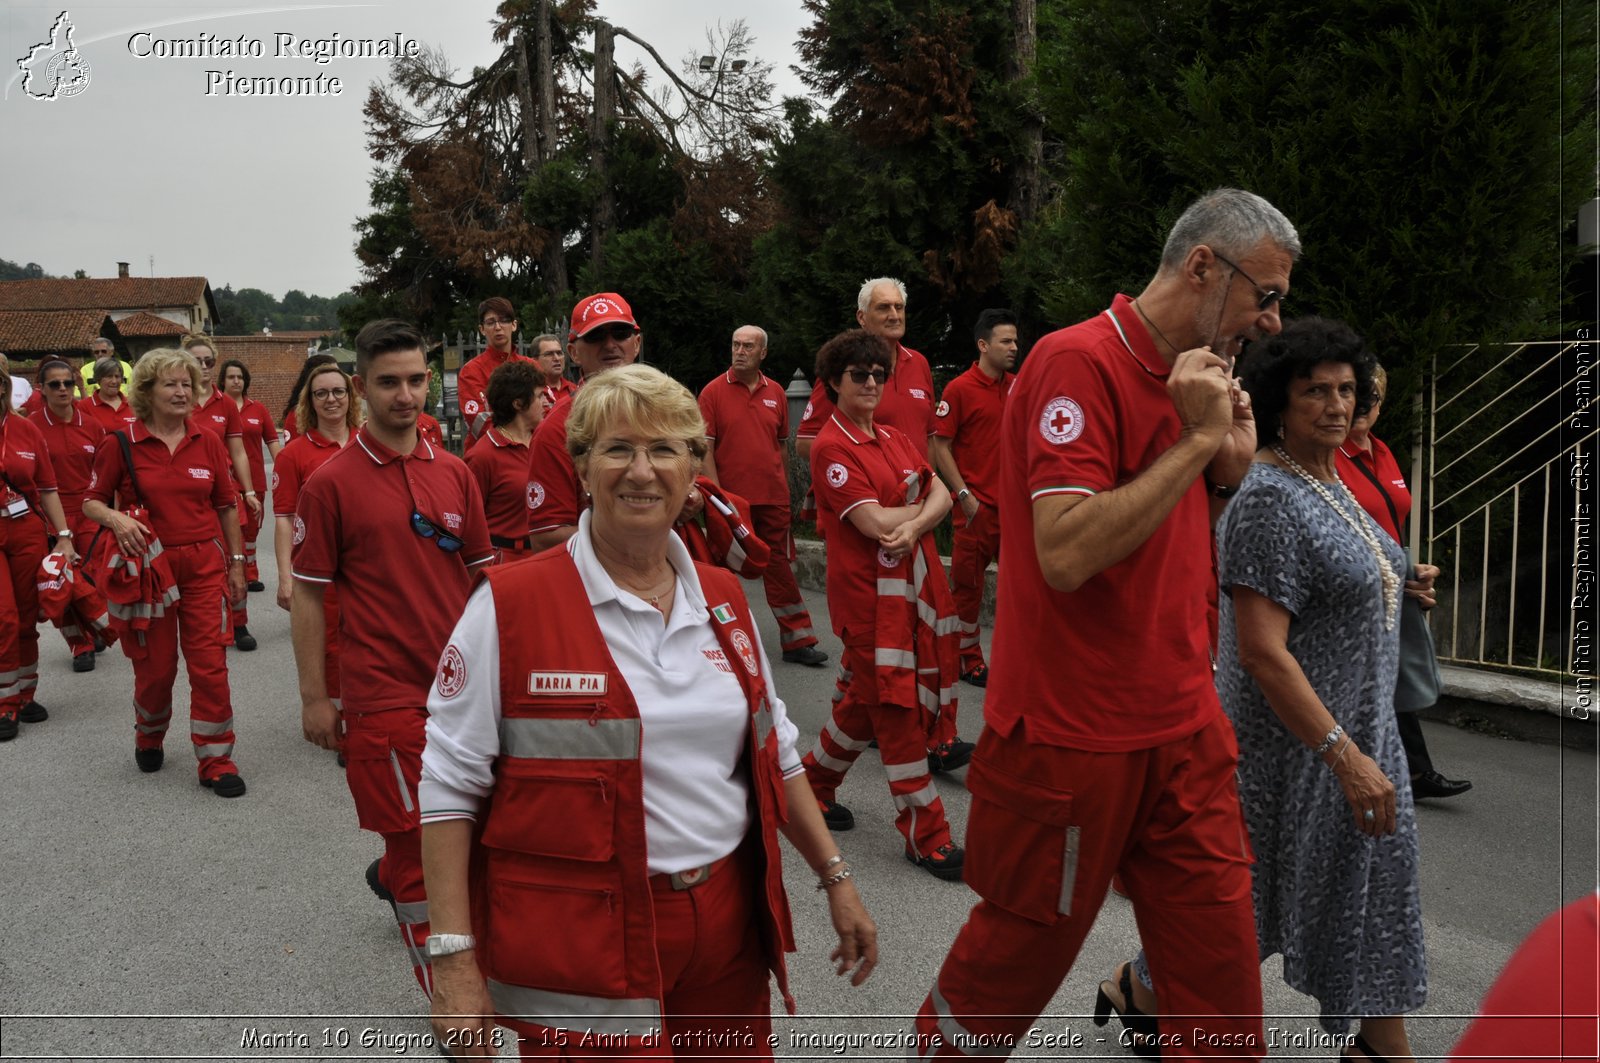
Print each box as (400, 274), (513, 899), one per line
(1101, 319), (1431, 1062)
(1218, 317), (1429, 1060)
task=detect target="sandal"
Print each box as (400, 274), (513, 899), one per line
(1092, 962), (1160, 1058)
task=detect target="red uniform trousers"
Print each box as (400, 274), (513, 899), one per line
(914, 714), (1264, 1060)
(343, 705), (431, 996)
(132, 541), (239, 782)
(503, 845), (772, 1061)
(231, 492), (251, 637)
(0, 517), (47, 719)
(240, 492), (263, 584)
(802, 640), (954, 858)
(948, 507), (999, 675)
(748, 504), (818, 652)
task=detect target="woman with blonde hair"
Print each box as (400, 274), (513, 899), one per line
(83, 348), (249, 796)
(422, 363), (877, 1057)
(0, 353), (79, 740)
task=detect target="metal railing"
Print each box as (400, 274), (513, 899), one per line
(1422, 337), (1595, 680)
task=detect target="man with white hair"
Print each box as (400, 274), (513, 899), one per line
(913, 188), (1298, 1058)
(698, 325), (828, 667)
(797, 277), (937, 459)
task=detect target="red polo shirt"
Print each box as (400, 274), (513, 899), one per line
(810, 414), (926, 640)
(281, 408), (300, 441)
(933, 361), (1014, 518)
(271, 429), (347, 518)
(234, 398), (276, 496)
(35, 405), (106, 520)
(698, 370), (790, 506)
(458, 347), (535, 445)
(464, 427), (534, 541)
(798, 342), (936, 455)
(20, 391), (47, 418)
(292, 426), (493, 713)
(0, 413), (58, 511)
(990, 294), (1219, 752)
(1336, 435), (1411, 545)
(86, 420), (234, 546)
(80, 391), (139, 434)
(527, 392), (582, 533)
(193, 390), (243, 443)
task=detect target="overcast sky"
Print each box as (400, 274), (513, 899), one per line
(1, 0), (814, 299)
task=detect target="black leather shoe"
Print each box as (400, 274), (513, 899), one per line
(73, 651), (96, 673)
(1412, 770), (1472, 799)
(906, 842), (965, 881)
(135, 747), (164, 773)
(247, 580), (265, 592)
(960, 663), (989, 688)
(819, 800), (855, 831)
(928, 738), (975, 773)
(18, 701), (48, 723)
(93, 635), (108, 653)
(201, 773), (247, 798)
(782, 645), (829, 667)
(367, 857), (396, 906)
(233, 626), (257, 652)
(0, 716), (17, 741)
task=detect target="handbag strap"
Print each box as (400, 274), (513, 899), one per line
(1345, 448), (1404, 546)
(115, 429), (147, 508)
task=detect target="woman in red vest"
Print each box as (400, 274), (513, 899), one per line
(420, 365), (877, 1058)
(463, 359), (544, 564)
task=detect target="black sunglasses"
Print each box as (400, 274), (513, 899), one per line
(1211, 250), (1284, 312)
(410, 511), (464, 552)
(43, 380), (74, 390)
(579, 323), (638, 344)
(845, 367), (888, 385)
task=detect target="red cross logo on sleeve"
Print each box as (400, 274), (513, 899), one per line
(1039, 396), (1085, 445)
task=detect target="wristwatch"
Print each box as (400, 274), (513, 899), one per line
(54, 529), (73, 538)
(426, 933), (476, 958)
(954, 489), (971, 503)
(229, 554), (247, 563)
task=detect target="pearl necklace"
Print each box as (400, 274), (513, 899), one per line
(1272, 446), (1399, 630)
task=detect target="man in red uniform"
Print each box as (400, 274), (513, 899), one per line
(33, 364), (108, 671)
(526, 292), (644, 549)
(291, 319), (494, 997)
(183, 335), (263, 650)
(699, 324), (828, 667)
(532, 332), (577, 401)
(913, 189), (1299, 1059)
(930, 309), (1018, 687)
(456, 297), (534, 447)
(797, 277), (937, 460)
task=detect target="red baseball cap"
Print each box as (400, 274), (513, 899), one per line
(569, 292), (637, 340)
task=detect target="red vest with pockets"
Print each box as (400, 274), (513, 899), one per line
(471, 548), (795, 1036)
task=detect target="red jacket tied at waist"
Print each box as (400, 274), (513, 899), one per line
(91, 532), (180, 659)
(874, 468), (960, 723)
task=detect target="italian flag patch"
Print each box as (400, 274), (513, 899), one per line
(711, 603), (736, 624)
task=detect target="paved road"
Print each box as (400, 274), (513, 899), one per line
(0, 524), (1593, 1060)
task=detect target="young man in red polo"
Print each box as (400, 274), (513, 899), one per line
(930, 309), (1019, 687)
(291, 319), (494, 997)
(698, 324), (828, 667)
(532, 332), (577, 401)
(456, 297), (534, 447)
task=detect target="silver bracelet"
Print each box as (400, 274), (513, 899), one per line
(815, 854), (845, 873)
(1313, 724), (1345, 756)
(816, 867), (854, 891)
(1331, 737), (1354, 769)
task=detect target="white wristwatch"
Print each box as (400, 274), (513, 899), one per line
(426, 932), (476, 958)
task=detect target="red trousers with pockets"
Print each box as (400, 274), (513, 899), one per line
(501, 844), (772, 1061)
(231, 492), (252, 635)
(802, 640), (954, 858)
(948, 507), (999, 675)
(344, 705), (431, 996)
(131, 540), (239, 781)
(0, 516), (46, 720)
(749, 504), (818, 652)
(914, 714), (1265, 1061)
